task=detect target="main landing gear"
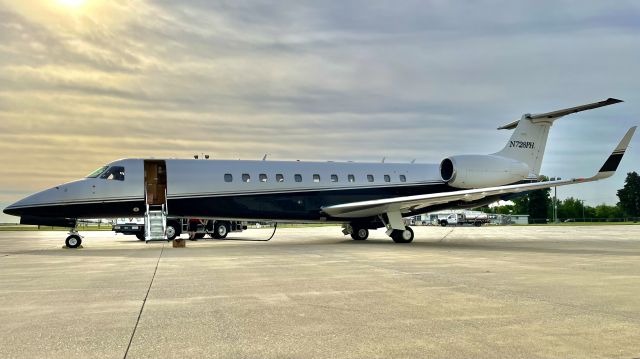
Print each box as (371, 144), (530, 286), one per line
(343, 221), (414, 243)
(390, 226), (414, 243)
(351, 227), (369, 241)
(343, 223), (369, 241)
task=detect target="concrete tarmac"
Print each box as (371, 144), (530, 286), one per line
(0, 225), (639, 359)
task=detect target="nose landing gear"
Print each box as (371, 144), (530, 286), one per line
(65, 231), (83, 249)
(64, 220), (83, 249)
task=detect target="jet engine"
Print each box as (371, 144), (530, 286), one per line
(440, 155), (530, 189)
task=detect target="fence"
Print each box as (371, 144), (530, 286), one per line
(527, 217), (640, 224)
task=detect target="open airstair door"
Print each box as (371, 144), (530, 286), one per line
(144, 160), (168, 242)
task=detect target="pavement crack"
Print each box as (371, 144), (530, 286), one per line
(438, 228), (455, 242)
(123, 244), (164, 359)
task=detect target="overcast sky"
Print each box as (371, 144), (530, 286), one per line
(1, 0), (639, 222)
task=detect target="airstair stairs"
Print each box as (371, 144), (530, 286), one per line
(145, 188), (168, 242)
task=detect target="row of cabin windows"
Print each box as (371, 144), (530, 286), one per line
(224, 173), (407, 183)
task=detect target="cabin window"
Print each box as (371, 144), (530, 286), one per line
(100, 166), (125, 181)
(259, 174), (268, 182)
(295, 174), (302, 182)
(400, 175), (406, 182)
(348, 174), (355, 182)
(367, 174), (374, 182)
(224, 174), (233, 182)
(276, 174), (284, 182)
(242, 174), (251, 182)
(384, 175), (391, 182)
(313, 174), (321, 182)
(330, 174), (338, 182)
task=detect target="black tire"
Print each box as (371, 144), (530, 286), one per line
(391, 227), (414, 243)
(474, 221), (482, 227)
(213, 221), (229, 239)
(440, 220), (448, 227)
(136, 233), (145, 241)
(166, 221), (181, 240)
(65, 234), (82, 248)
(350, 227), (369, 240)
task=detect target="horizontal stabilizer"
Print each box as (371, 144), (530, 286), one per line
(498, 98), (623, 130)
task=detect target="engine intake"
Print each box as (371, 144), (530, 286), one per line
(440, 155), (530, 189)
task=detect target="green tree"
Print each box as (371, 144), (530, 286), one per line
(594, 203), (624, 219)
(558, 197), (585, 220)
(511, 176), (551, 223)
(493, 204), (515, 214)
(617, 171), (640, 217)
(512, 195), (529, 216)
(528, 187), (551, 221)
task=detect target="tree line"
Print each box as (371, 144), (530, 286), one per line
(483, 171), (640, 222)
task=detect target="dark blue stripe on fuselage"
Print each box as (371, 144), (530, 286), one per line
(168, 183), (455, 220)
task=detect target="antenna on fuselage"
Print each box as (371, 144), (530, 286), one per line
(194, 153), (210, 160)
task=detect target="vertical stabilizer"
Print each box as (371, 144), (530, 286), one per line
(493, 116), (551, 178)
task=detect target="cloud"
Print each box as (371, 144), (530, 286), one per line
(1, 0), (639, 222)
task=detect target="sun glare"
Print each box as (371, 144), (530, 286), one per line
(58, 0), (86, 7)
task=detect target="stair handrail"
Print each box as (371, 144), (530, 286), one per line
(144, 203), (150, 240)
(164, 187), (168, 215)
(161, 203), (167, 239)
(144, 184), (149, 240)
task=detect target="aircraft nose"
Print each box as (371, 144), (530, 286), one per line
(2, 186), (62, 218)
(3, 196), (32, 217)
(3, 203), (20, 217)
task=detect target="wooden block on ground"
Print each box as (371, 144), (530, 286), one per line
(172, 239), (185, 248)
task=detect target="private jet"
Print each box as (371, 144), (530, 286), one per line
(3, 98), (636, 248)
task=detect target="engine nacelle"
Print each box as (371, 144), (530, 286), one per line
(440, 155), (530, 189)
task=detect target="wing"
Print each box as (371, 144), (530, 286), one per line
(322, 126), (636, 218)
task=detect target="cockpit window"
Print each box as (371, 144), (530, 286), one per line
(99, 166), (125, 181)
(86, 166), (109, 178)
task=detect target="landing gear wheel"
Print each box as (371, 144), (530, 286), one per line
(212, 222), (229, 239)
(136, 233), (145, 241)
(391, 227), (414, 243)
(350, 228), (369, 240)
(65, 234), (82, 248)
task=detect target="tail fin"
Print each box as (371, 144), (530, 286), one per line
(493, 98), (623, 178)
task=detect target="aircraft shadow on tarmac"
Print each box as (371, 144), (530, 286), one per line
(340, 238), (639, 257)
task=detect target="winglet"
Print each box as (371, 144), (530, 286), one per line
(594, 126), (636, 179)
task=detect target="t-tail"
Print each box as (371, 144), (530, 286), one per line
(493, 98), (623, 179)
